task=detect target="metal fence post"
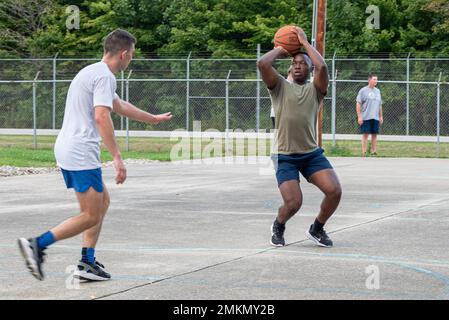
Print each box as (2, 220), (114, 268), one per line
(33, 71), (40, 150)
(256, 44), (261, 131)
(125, 70), (133, 152)
(225, 70), (231, 132)
(120, 70), (124, 130)
(311, 0), (318, 48)
(52, 52), (58, 130)
(186, 52), (191, 131)
(331, 52), (337, 147)
(225, 70), (232, 151)
(406, 52), (410, 135)
(437, 72), (442, 157)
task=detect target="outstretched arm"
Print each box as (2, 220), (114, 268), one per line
(113, 98), (172, 124)
(257, 47), (289, 90)
(292, 27), (329, 96)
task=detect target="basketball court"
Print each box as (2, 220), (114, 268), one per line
(1, 156), (448, 299)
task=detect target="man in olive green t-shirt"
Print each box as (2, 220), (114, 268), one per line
(257, 26), (342, 248)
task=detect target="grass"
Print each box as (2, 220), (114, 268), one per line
(0, 135), (447, 167)
(0, 136), (178, 167)
(323, 139), (449, 158)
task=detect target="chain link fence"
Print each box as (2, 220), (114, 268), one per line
(0, 54), (448, 157)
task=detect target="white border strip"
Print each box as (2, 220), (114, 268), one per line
(0, 129), (447, 142)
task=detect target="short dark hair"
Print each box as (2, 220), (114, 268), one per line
(293, 50), (310, 59)
(292, 51), (312, 67)
(368, 73), (378, 79)
(103, 29), (136, 55)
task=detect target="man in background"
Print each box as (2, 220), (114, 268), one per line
(356, 73), (383, 156)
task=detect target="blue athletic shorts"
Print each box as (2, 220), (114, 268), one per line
(272, 148), (333, 186)
(61, 168), (104, 193)
(360, 119), (380, 134)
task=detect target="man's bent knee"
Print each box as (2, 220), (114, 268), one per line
(84, 212), (102, 229)
(327, 184), (342, 200)
(285, 198), (302, 213)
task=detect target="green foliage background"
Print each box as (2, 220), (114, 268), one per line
(0, 0), (448, 57)
(0, 0), (448, 136)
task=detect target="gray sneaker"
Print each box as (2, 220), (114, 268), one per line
(18, 238), (46, 280)
(73, 260), (111, 281)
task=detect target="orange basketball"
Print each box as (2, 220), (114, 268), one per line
(274, 25), (301, 56)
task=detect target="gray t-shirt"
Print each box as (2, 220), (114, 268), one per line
(356, 86), (382, 121)
(268, 75), (324, 154)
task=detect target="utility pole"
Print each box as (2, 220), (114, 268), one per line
(315, 0), (327, 147)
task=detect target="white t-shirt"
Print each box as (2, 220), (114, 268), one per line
(54, 61), (119, 170)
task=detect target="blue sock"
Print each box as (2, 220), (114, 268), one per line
(37, 231), (55, 250)
(81, 247), (95, 264)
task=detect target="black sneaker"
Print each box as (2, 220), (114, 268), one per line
(271, 219), (286, 247)
(73, 260), (111, 281)
(95, 259), (106, 270)
(18, 238), (46, 280)
(306, 225), (333, 247)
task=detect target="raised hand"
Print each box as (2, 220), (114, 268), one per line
(274, 45), (290, 57)
(291, 27), (308, 46)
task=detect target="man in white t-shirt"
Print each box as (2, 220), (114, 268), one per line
(18, 29), (172, 281)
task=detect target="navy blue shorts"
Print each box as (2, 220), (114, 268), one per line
(61, 168), (104, 193)
(272, 148), (333, 186)
(360, 119), (380, 134)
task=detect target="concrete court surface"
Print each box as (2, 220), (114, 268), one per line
(1, 156), (449, 300)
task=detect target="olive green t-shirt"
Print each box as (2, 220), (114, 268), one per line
(268, 75), (324, 154)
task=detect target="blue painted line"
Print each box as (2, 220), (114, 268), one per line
(3, 242), (449, 269)
(272, 250), (449, 268)
(397, 263), (449, 299)
(156, 274), (437, 300)
(0, 269), (164, 282)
